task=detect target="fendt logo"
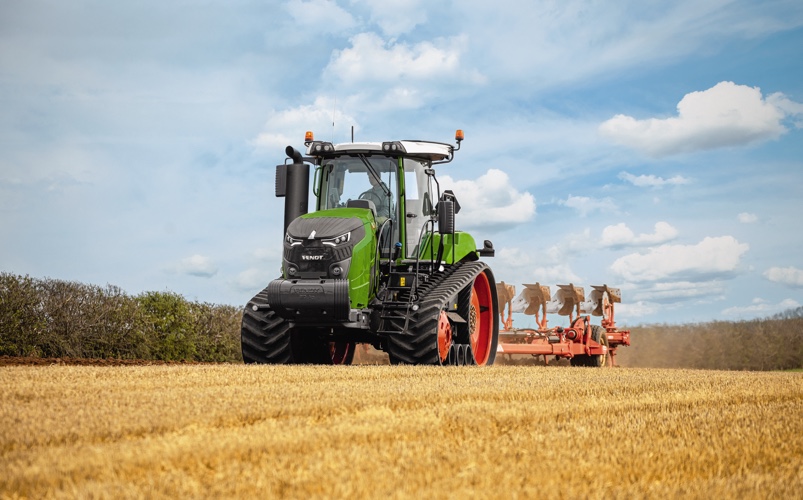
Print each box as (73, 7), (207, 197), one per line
(301, 255), (325, 261)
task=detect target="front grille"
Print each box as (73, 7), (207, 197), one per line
(287, 244), (332, 274)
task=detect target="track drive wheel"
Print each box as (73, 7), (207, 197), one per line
(457, 267), (499, 366)
(241, 289), (293, 364)
(241, 287), (355, 365)
(386, 300), (444, 365)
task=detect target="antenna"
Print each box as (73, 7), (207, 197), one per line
(332, 97), (336, 142)
(351, 125), (354, 142)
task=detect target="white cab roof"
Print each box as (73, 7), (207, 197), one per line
(308, 140), (453, 162)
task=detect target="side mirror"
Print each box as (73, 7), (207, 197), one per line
(275, 164), (287, 197)
(441, 190), (461, 214)
(438, 200), (455, 235)
(478, 240), (495, 257)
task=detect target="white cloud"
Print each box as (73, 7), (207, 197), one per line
(234, 268), (274, 292)
(630, 281), (726, 303)
(559, 195), (617, 217)
(352, 0), (428, 37)
(496, 247), (536, 269)
(527, 264), (583, 285)
(453, 1), (803, 96)
(610, 236), (749, 282)
(737, 212), (758, 223)
(233, 246), (284, 293)
(492, 246), (581, 287)
(284, 0), (358, 34)
(324, 32), (484, 86)
(768, 93), (803, 128)
(722, 298), (801, 318)
(600, 222), (678, 248)
(599, 82), (802, 157)
(543, 228), (593, 261)
(176, 254), (218, 278)
(439, 169), (535, 231)
(616, 301), (660, 319)
(618, 171), (690, 188)
(253, 97), (359, 150)
(764, 266), (803, 287)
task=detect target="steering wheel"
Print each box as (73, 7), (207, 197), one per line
(359, 190), (382, 206)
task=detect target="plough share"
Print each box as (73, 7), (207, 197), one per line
(496, 283), (630, 367)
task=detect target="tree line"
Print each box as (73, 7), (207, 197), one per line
(616, 309), (803, 371)
(2, 272), (801, 369)
(0, 273), (242, 362)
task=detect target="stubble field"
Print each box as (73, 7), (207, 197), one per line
(1, 364), (802, 499)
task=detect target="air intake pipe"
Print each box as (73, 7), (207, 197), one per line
(276, 146), (310, 236)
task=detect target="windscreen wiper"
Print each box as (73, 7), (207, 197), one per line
(357, 154), (392, 197)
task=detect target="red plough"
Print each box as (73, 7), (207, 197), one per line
(495, 283), (631, 367)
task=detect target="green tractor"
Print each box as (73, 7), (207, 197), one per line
(241, 130), (499, 365)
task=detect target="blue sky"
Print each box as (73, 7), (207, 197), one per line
(1, 0), (802, 325)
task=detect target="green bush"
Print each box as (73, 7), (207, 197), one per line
(0, 273), (243, 362)
(0, 274), (47, 356)
(136, 291), (197, 361)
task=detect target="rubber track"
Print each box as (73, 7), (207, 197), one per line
(241, 287), (293, 364)
(385, 261), (491, 365)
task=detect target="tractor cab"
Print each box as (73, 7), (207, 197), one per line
(307, 133), (457, 261)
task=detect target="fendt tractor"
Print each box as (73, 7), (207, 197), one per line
(241, 130), (500, 366)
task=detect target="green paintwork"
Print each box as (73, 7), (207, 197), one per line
(300, 207), (377, 309)
(300, 207), (378, 223)
(298, 156), (481, 312)
(417, 231), (479, 264)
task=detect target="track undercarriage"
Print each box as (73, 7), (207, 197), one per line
(241, 260), (499, 366)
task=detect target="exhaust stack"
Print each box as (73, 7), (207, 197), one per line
(275, 146), (309, 235)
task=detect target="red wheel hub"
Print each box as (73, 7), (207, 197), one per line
(469, 271), (494, 366)
(329, 342), (353, 365)
(437, 311), (452, 363)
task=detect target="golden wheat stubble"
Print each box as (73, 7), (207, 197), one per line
(1, 365), (801, 498)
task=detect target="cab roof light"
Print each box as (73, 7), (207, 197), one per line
(311, 141), (335, 154)
(454, 129), (464, 151)
(304, 131), (314, 146)
(381, 141), (407, 154)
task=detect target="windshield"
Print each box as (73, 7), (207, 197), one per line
(319, 155), (435, 260)
(320, 156), (397, 221)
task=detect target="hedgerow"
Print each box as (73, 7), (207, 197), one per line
(0, 273), (242, 362)
(2, 272), (801, 369)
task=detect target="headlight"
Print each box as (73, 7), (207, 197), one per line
(322, 232), (351, 246)
(285, 233), (302, 246)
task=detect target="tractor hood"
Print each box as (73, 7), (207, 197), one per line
(286, 208), (375, 241)
(282, 207), (377, 310)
